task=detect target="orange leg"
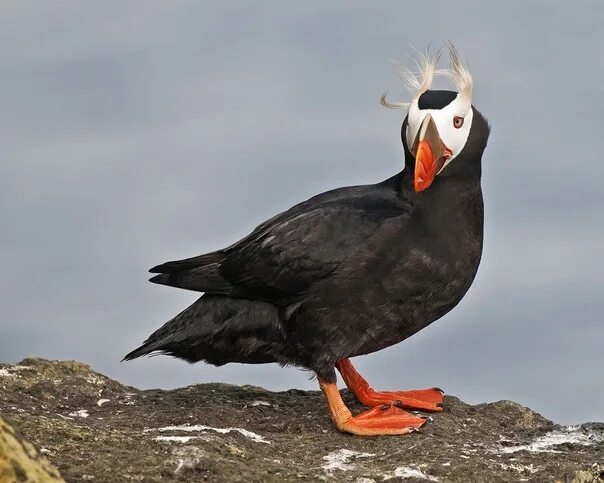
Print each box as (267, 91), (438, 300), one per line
(319, 378), (426, 436)
(336, 358), (444, 412)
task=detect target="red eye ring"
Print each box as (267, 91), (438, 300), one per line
(453, 116), (464, 129)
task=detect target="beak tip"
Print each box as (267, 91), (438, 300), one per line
(413, 179), (425, 193)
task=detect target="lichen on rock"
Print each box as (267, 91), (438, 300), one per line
(0, 416), (65, 482)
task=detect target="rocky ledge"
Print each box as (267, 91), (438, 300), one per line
(0, 358), (602, 482)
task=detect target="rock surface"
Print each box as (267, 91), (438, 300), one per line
(0, 414), (65, 482)
(0, 358), (602, 482)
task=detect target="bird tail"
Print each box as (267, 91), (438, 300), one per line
(148, 251), (233, 293)
(122, 295), (286, 366)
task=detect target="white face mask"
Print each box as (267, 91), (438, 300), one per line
(381, 42), (474, 192)
(406, 92), (474, 173)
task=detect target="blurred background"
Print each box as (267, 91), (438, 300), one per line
(1, 1), (602, 424)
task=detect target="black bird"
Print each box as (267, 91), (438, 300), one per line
(124, 44), (490, 436)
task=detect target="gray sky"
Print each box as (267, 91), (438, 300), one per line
(1, 1), (603, 424)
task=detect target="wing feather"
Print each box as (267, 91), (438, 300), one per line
(148, 180), (411, 302)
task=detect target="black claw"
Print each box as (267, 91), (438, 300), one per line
(432, 387), (445, 394)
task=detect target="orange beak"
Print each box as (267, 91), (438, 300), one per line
(412, 114), (448, 193)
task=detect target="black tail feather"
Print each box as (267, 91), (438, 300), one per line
(147, 249), (232, 293)
(148, 264), (233, 293)
(122, 341), (163, 361)
(149, 251), (224, 274)
(149, 274), (170, 285)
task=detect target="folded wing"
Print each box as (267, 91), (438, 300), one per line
(149, 184), (410, 304)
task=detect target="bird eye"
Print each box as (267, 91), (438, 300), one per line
(453, 116), (464, 129)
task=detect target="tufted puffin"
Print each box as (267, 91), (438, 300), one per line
(124, 43), (490, 436)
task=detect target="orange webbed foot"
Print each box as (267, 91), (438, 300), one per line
(337, 404), (427, 436)
(336, 358), (444, 412)
(361, 388), (444, 412)
(319, 378), (426, 436)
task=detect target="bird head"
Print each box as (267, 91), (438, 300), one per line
(382, 43), (481, 193)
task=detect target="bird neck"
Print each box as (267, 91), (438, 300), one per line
(398, 164), (484, 238)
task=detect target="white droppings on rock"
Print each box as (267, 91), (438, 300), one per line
(97, 399), (110, 407)
(149, 424), (270, 444)
(10, 365), (30, 371)
(121, 393), (137, 406)
(389, 466), (439, 481)
(250, 400), (271, 407)
(154, 436), (196, 443)
(0, 366), (30, 377)
(499, 462), (539, 474)
(69, 409), (89, 418)
(498, 426), (603, 454)
(321, 449), (375, 473)
(85, 375), (105, 386)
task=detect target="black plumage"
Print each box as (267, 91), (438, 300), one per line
(124, 101), (490, 385)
